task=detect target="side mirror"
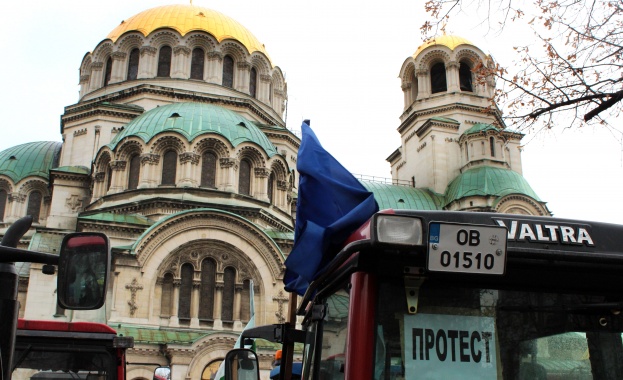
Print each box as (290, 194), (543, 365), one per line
(225, 349), (259, 380)
(153, 366), (171, 380)
(57, 233), (110, 310)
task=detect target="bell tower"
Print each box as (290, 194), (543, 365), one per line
(389, 35), (523, 194)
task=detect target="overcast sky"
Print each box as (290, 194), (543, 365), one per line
(1, 0), (622, 224)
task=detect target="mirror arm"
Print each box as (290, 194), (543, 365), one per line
(0, 246), (59, 265)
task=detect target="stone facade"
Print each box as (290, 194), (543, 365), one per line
(0, 9), (550, 380)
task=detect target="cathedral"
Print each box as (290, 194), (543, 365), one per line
(0, 4), (548, 380)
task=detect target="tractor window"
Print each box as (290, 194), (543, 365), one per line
(301, 289), (349, 380)
(373, 278), (623, 379)
(13, 344), (115, 380)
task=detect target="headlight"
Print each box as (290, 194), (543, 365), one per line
(376, 215), (423, 245)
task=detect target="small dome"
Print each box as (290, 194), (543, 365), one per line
(108, 102), (278, 156)
(463, 123), (499, 136)
(106, 4), (269, 57)
(413, 35), (474, 58)
(0, 141), (62, 183)
(361, 181), (443, 210)
(445, 166), (541, 205)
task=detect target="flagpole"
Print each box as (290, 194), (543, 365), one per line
(279, 292), (297, 380)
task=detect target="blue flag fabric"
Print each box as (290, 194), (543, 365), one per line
(284, 121), (378, 295)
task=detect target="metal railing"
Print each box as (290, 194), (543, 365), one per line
(353, 174), (413, 187)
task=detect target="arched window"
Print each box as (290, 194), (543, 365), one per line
(103, 57), (112, 87)
(239, 159), (251, 195)
(267, 172), (275, 204)
(222, 55), (234, 88)
(249, 67), (257, 98)
(490, 137), (496, 157)
(157, 46), (172, 78)
(190, 48), (205, 80)
(221, 267), (235, 322)
(127, 48), (140, 81)
(26, 191), (42, 223)
(161, 150), (177, 186)
(459, 62), (473, 92)
(241, 279), (251, 322)
(199, 259), (216, 321)
(178, 263), (193, 321)
(160, 273), (174, 317)
(128, 154), (140, 190)
(0, 189), (7, 222)
(201, 152), (217, 188)
(430, 62), (447, 93)
(202, 360), (223, 380)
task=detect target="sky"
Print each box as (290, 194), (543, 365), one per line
(1, 0), (623, 224)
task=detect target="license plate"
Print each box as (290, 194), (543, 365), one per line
(427, 222), (507, 275)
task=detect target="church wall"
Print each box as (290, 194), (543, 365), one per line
(47, 175), (90, 230)
(61, 116), (137, 168)
(23, 264), (58, 320)
(507, 139), (523, 174)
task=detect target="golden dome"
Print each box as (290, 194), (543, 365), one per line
(413, 35), (474, 58)
(106, 4), (269, 57)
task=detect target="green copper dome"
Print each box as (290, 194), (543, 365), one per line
(108, 102), (279, 156)
(0, 141), (62, 183)
(361, 181), (444, 210)
(463, 123), (498, 136)
(445, 167), (541, 204)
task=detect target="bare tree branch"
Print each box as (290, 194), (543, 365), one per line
(422, 0), (623, 132)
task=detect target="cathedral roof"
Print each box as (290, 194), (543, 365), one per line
(0, 141), (62, 183)
(463, 123), (499, 136)
(361, 181), (444, 210)
(108, 102), (279, 156)
(445, 166), (541, 204)
(413, 35), (474, 58)
(106, 4), (269, 58)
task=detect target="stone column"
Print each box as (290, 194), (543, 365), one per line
(108, 160), (127, 194)
(109, 52), (127, 84)
(88, 62), (104, 93)
(190, 280), (201, 328)
(402, 81), (412, 107)
(5, 193), (25, 223)
(259, 74), (271, 104)
(233, 284), (243, 330)
(206, 51), (223, 84)
(277, 180), (288, 210)
(178, 152), (200, 187)
(213, 282), (223, 329)
(254, 167), (270, 202)
(139, 153), (159, 189)
(236, 61), (251, 93)
(416, 68), (430, 99)
(446, 60), (460, 92)
(274, 89), (286, 115)
(172, 46), (191, 79)
(219, 158), (237, 192)
(169, 279), (181, 327)
(79, 74), (90, 98)
(91, 171), (106, 201)
(138, 46), (157, 79)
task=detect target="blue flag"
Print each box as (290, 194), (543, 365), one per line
(284, 121), (378, 295)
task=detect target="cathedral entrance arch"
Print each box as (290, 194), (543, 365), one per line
(128, 208), (285, 328)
